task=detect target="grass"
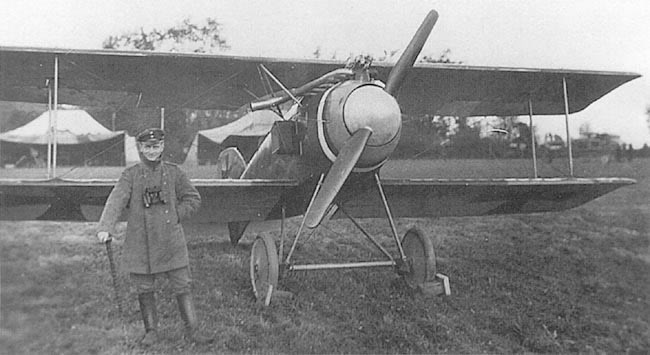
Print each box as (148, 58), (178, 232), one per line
(1, 157), (649, 354)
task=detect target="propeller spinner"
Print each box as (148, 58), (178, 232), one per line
(317, 81), (401, 170)
(304, 10), (439, 228)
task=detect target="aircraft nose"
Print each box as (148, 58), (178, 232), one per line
(343, 85), (401, 146)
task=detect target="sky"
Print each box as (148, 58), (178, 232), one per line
(0, 0), (649, 146)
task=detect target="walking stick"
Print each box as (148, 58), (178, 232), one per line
(105, 238), (124, 315)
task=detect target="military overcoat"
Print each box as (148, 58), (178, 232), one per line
(98, 161), (201, 274)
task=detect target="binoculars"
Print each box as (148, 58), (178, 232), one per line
(143, 186), (166, 208)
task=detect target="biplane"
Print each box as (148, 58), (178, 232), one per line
(0, 10), (640, 303)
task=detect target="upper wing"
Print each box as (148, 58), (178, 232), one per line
(0, 178), (297, 222)
(336, 177), (636, 219)
(383, 64), (640, 116)
(0, 46), (341, 110)
(0, 46), (639, 115)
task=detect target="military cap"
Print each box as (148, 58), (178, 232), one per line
(136, 128), (165, 142)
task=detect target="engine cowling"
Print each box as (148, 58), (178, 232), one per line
(317, 80), (401, 171)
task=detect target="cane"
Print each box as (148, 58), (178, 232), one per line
(105, 237), (124, 315)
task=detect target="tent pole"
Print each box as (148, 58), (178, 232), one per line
(528, 97), (538, 178)
(562, 77), (574, 177)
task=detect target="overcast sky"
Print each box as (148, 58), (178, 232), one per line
(1, 0), (649, 146)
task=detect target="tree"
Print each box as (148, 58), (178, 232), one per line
(102, 18), (229, 53)
(102, 18), (231, 162)
(311, 47), (460, 64)
(420, 48), (462, 64)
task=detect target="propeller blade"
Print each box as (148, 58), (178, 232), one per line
(304, 128), (373, 228)
(384, 10), (439, 96)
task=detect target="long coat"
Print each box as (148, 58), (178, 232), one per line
(98, 161), (201, 274)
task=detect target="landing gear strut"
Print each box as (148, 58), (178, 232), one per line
(249, 173), (448, 305)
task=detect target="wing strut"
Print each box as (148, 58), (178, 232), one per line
(528, 97), (538, 178)
(562, 77), (575, 177)
(48, 55), (60, 179)
(46, 79), (52, 177)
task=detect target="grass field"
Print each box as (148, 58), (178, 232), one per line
(1, 158), (649, 354)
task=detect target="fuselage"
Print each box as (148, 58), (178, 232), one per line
(242, 78), (402, 183)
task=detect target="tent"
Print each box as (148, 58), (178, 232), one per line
(198, 110), (281, 164)
(181, 135), (198, 167)
(0, 109), (125, 166)
(124, 134), (140, 165)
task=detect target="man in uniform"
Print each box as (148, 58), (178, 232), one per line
(15, 147), (46, 168)
(96, 128), (211, 346)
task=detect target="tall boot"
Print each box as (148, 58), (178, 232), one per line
(137, 292), (159, 347)
(176, 293), (214, 344)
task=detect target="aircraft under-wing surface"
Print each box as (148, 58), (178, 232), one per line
(0, 10), (640, 303)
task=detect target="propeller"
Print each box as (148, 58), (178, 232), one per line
(303, 10), (438, 229)
(304, 128), (372, 228)
(385, 10), (438, 96)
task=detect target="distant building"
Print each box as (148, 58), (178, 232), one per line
(572, 131), (621, 155)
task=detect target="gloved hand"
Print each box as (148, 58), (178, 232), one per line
(97, 231), (111, 243)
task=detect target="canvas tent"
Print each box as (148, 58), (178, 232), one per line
(124, 134), (139, 165)
(198, 110), (281, 164)
(0, 109), (125, 166)
(181, 135), (198, 167)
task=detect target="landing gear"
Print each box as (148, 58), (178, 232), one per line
(250, 234), (279, 303)
(248, 173), (448, 306)
(401, 227), (437, 289)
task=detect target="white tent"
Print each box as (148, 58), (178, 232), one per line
(199, 110), (281, 144)
(197, 110), (282, 164)
(0, 109), (125, 166)
(124, 135), (140, 165)
(181, 135), (198, 167)
(0, 109), (122, 144)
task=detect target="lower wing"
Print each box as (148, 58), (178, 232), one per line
(336, 177), (635, 218)
(0, 177), (634, 222)
(0, 178), (298, 222)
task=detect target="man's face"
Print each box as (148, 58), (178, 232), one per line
(138, 141), (164, 161)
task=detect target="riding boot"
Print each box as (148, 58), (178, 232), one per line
(137, 292), (159, 347)
(176, 293), (214, 344)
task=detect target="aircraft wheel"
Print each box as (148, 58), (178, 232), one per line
(250, 234), (279, 303)
(401, 227), (436, 289)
